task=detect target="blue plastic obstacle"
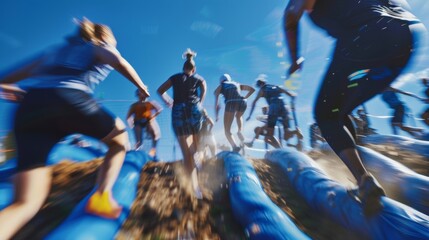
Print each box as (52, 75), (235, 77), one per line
(360, 134), (429, 158)
(0, 142), (106, 182)
(266, 148), (429, 240)
(0, 143), (105, 210)
(357, 146), (429, 215)
(218, 151), (310, 240)
(45, 151), (149, 240)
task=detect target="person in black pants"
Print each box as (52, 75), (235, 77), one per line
(284, 0), (426, 215)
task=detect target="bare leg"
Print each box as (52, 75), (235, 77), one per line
(87, 118), (127, 218)
(223, 111), (238, 149)
(264, 127), (281, 148)
(235, 111), (245, 143)
(0, 167), (52, 240)
(177, 134), (201, 198)
(338, 148), (367, 183)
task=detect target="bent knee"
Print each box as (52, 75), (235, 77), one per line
(102, 118), (128, 148)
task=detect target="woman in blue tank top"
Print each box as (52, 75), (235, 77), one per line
(0, 18), (149, 238)
(157, 49), (207, 199)
(421, 78), (429, 126)
(284, 0), (426, 215)
(214, 73), (255, 152)
(247, 76), (300, 148)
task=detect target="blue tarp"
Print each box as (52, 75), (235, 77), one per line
(219, 151), (310, 240)
(266, 148), (429, 240)
(360, 134), (429, 158)
(45, 151), (149, 240)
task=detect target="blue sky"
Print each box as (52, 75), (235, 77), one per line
(1, 0), (428, 161)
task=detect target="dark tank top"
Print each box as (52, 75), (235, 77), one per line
(309, 0), (418, 38)
(262, 84), (283, 105)
(169, 73), (204, 104)
(220, 81), (242, 103)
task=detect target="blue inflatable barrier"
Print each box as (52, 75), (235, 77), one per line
(360, 134), (429, 158)
(266, 148), (429, 240)
(0, 143), (106, 211)
(45, 151), (149, 240)
(0, 182), (13, 211)
(0, 143), (105, 183)
(218, 151), (310, 240)
(0, 159), (16, 182)
(357, 146), (429, 215)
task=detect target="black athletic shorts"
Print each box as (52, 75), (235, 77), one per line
(14, 88), (116, 171)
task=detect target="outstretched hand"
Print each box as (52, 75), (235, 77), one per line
(140, 86), (150, 97)
(0, 84), (26, 103)
(287, 57), (304, 78)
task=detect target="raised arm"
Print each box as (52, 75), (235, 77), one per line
(0, 55), (45, 84)
(214, 85), (222, 121)
(246, 89), (264, 121)
(240, 84), (256, 99)
(157, 79), (173, 108)
(95, 45), (149, 96)
(280, 87), (297, 99)
(0, 54), (45, 102)
(284, 0), (316, 76)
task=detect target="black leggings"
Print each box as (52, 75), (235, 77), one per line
(314, 17), (421, 154)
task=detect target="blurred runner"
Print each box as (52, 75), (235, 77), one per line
(157, 48), (206, 199)
(284, 0), (426, 215)
(247, 75), (302, 148)
(214, 73), (255, 152)
(309, 122), (326, 149)
(420, 78), (429, 126)
(0, 18), (149, 239)
(126, 89), (162, 159)
(196, 109), (217, 160)
(381, 86), (424, 136)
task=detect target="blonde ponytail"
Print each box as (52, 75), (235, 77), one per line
(74, 17), (96, 43)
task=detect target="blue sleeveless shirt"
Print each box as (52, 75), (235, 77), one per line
(169, 72), (205, 104)
(220, 81), (242, 103)
(262, 84), (283, 105)
(29, 37), (113, 94)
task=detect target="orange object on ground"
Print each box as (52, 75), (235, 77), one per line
(85, 191), (122, 219)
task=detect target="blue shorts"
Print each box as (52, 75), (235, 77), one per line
(14, 88), (115, 171)
(267, 102), (290, 129)
(225, 99), (247, 113)
(134, 119), (149, 128)
(172, 103), (203, 136)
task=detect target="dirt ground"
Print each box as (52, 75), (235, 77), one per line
(10, 143), (429, 240)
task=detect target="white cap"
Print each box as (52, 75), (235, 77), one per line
(255, 74), (267, 82)
(220, 73), (232, 83)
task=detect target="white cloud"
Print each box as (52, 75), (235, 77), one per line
(190, 21), (223, 38)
